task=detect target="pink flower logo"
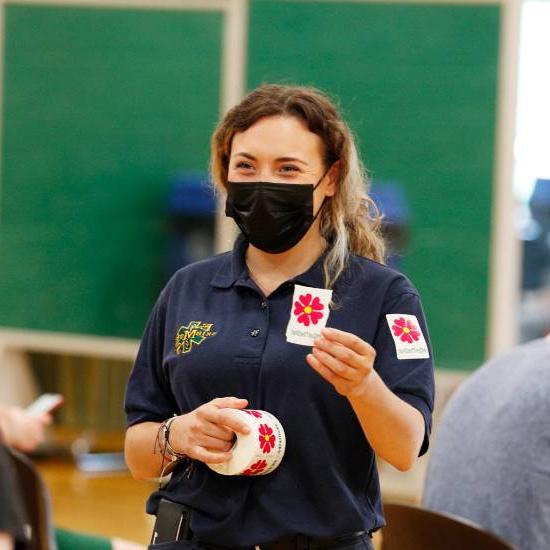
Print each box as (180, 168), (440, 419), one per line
(242, 459), (267, 476)
(243, 410), (263, 419)
(294, 293), (324, 326)
(391, 317), (421, 344)
(258, 424), (276, 453)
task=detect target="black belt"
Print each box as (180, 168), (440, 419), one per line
(198, 531), (368, 550)
(152, 498), (371, 549)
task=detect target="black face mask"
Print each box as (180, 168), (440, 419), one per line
(225, 170), (329, 254)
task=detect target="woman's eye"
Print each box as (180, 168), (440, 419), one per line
(235, 161), (253, 170)
(280, 165), (300, 173)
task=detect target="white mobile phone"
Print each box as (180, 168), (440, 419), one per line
(26, 393), (64, 415)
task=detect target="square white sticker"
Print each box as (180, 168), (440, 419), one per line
(285, 284), (332, 346)
(386, 314), (430, 360)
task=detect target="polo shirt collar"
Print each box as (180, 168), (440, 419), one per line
(209, 235), (248, 289)
(210, 234), (327, 290)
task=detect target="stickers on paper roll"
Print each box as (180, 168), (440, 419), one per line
(206, 409), (286, 476)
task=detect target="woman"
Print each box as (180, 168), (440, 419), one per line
(125, 84), (434, 549)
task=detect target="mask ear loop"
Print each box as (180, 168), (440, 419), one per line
(313, 164), (333, 191)
(312, 164), (334, 219)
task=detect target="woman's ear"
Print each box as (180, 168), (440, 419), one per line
(325, 161), (340, 197)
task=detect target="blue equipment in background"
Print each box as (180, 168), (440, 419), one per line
(370, 182), (410, 270)
(167, 171), (216, 275)
(522, 178), (550, 291)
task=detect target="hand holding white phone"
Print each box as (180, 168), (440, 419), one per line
(26, 393), (64, 416)
(0, 395), (61, 452)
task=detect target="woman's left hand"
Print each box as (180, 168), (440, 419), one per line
(306, 327), (376, 398)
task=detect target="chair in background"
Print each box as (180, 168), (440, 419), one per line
(382, 503), (516, 550)
(7, 449), (57, 550)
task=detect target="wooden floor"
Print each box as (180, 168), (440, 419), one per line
(36, 457), (154, 545)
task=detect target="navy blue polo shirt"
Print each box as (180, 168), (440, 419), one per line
(125, 236), (434, 546)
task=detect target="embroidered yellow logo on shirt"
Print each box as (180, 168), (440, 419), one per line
(175, 321), (217, 354)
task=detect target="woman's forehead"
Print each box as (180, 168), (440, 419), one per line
(230, 115), (325, 161)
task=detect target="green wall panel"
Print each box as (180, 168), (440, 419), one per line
(0, 6), (222, 337)
(248, 0), (500, 369)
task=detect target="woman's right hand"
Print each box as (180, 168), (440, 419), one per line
(169, 397), (250, 464)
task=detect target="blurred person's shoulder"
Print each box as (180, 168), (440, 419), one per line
(446, 338), (550, 418)
(478, 337), (550, 379)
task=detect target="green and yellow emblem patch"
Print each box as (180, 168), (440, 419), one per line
(175, 321), (217, 354)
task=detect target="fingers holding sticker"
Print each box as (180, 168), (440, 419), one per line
(307, 327), (376, 398)
(285, 285), (378, 396)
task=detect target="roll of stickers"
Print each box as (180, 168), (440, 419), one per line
(206, 409), (286, 476)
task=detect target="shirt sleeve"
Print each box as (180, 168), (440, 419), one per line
(124, 289), (179, 428)
(372, 289), (435, 456)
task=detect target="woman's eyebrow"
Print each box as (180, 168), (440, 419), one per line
(233, 152), (309, 166)
(276, 156), (309, 166)
(234, 152), (256, 160)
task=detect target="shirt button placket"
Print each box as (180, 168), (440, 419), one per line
(254, 301), (269, 339)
